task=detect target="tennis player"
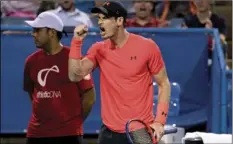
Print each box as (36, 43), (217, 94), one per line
(68, 1), (171, 144)
(23, 11), (96, 144)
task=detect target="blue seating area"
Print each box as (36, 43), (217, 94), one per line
(153, 81), (208, 129)
(1, 26), (231, 134)
(153, 82), (181, 117)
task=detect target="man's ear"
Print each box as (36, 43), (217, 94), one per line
(49, 29), (57, 38)
(117, 17), (124, 26)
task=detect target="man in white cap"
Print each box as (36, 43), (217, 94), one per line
(23, 11), (96, 144)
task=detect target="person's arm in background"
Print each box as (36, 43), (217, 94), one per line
(78, 75), (96, 121)
(159, 0), (170, 21)
(212, 14), (228, 57)
(23, 58), (34, 102)
(94, 1), (105, 7)
(202, 14), (227, 58)
(69, 24), (98, 82)
(216, 15), (227, 44)
(147, 39), (171, 142)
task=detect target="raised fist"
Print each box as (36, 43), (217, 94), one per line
(73, 24), (88, 40)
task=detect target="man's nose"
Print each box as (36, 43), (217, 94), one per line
(98, 19), (103, 25)
(32, 31), (37, 37)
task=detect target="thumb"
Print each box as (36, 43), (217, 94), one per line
(77, 25), (88, 36)
(83, 25), (88, 33)
(156, 130), (161, 142)
(149, 124), (156, 136)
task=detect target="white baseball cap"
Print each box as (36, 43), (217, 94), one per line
(25, 11), (64, 32)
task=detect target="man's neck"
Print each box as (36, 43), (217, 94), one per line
(110, 29), (129, 48)
(65, 6), (75, 12)
(44, 42), (63, 55)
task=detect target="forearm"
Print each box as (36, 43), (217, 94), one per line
(69, 38), (84, 81)
(160, 0), (170, 21)
(81, 88), (96, 121)
(220, 34), (226, 44)
(69, 38), (93, 82)
(157, 79), (171, 103)
(155, 79), (171, 125)
(68, 59), (88, 82)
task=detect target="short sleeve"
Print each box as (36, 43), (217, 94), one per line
(85, 42), (101, 69)
(147, 39), (165, 75)
(77, 74), (94, 92)
(23, 58), (34, 93)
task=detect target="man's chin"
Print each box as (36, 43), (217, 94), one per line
(35, 45), (42, 49)
(138, 14), (147, 19)
(101, 34), (110, 40)
(101, 36), (108, 40)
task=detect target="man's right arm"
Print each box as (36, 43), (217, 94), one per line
(23, 58), (34, 101)
(68, 57), (95, 82)
(68, 24), (99, 82)
(27, 92), (33, 101)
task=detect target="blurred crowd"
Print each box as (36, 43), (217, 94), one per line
(1, 0), (231, 62)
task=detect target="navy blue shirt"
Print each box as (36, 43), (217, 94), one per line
(184, 13), (227, 35)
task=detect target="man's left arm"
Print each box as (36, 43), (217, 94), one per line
(147, 39), (171, 141)
(153, 67), (171, 124)
(78, 74), (96, 121)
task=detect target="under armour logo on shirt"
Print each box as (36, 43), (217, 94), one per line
(130, 56), (137, 60)
(162, 112), (167, 117)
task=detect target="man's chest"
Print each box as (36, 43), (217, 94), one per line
(97, 48), (149, 77)
(30, 61), (69, 88)
(59, 13), (88, 26)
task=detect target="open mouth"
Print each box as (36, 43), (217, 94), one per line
(99, 27), (106, 36)
(139, 7), (146, 11)
(100, 27), (105, 32)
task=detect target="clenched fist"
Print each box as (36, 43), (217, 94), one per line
(73, 24), (88, 40)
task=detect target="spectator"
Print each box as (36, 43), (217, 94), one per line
(184, 0), (228, 70)
(184, 0), (227, 58)
(184, 0), (227, 43)
(1, 1), (39, 19)
(162, 1), (190, 19)
(1, 1), (40, 34)
(125, 1), (167, 28)
(50, 0), (93, 27)
(37, 1), (57, 16)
